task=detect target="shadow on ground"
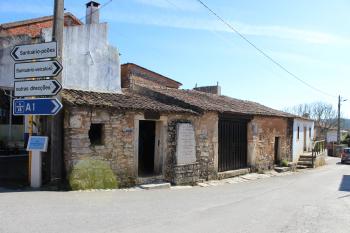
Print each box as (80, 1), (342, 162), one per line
(339, 175), (350, 192)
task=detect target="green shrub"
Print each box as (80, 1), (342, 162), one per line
(69, 159), (118, 190)
(280, 159), (289, 167)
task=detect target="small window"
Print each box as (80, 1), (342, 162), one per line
(89, 123), (104, 145)
(297, 126), (300, 140)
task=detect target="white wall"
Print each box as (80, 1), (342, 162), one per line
(292, 119), (315, 162)
(0, 35), (32, 89)
(42, 23), (121, 93)
(326, 130), (337, 142)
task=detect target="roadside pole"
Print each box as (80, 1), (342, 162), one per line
(8, 90), (12, 142)
(50, 0), (64, 184)
(28, 115), (33, 182)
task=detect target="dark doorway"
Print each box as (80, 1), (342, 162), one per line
(274, 137), (280, 164)
(138, 120), (156, 176)
(218, 117), (248, 172)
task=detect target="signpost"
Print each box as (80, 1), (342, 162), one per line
(14, 60), (63, 79)
(11, 41), (57, 61)
(13, 98), (63, 116)
(11, 40), (63, 188)
(14, 79), (62, 97)
(26, 136), (49, 188)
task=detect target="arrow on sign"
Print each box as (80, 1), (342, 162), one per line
(13, 98), (63, 116)
(11, 41), (57, 61)
(14, 79), (62, 97)
(14, 60), (63, 79)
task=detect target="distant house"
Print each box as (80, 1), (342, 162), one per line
(291, 118), (314, 162)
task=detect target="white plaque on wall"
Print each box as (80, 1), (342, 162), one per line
(176, 123), (196, 165)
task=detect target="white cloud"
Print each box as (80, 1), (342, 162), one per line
(105, 11), (350, 46)
(133, 0), (200, 12)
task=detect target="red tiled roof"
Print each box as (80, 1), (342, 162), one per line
(61, 89), (196, 114)
(139, 86), (296, 118)
(0, 13), (83, 29)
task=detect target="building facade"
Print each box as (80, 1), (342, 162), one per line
(292, 118), (315, 162)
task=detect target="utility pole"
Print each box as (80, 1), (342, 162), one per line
(337, 95), (347, 144)
(338, 95), (341, 144)
(51, 0), (64, 184)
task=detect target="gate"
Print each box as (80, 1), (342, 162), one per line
(218, 117), (248, 172)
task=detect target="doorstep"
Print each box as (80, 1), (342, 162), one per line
(218, 168), (250, 180)
(139, 183), (171, 190)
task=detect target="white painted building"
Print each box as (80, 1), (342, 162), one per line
(292, 118), (315, 162)
(42, 2), (121, 93)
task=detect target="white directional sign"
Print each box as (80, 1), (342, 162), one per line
(11, 41), (57, 61)
(14, 79), (62, 97)
(14, 60), (63, 79)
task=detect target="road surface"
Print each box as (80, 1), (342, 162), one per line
(0, 157), (349, 233)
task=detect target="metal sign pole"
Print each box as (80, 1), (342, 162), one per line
(8, 90), (12, 142)
(28, 114), (33, 183)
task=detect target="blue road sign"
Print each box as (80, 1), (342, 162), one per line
(27, 136), (49, 152)
(13, 98), (62, 116)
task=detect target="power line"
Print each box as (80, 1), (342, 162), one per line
(194, 0), (337, 98)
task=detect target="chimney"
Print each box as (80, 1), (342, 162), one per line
(193, 84), (221, 95)
(86, 1), (100, 24)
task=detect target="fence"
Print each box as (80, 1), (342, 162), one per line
(312, 140), (326, 167)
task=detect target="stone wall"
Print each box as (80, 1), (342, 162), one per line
(64, 107), (218, 187)
(247, 116), (292, 171)
(164, 112), (218, 184)
(64, 106), (136, 187)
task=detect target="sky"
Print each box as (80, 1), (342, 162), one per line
(1, 0), (350, 116)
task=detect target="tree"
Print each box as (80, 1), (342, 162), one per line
(285, 102), (338, 140)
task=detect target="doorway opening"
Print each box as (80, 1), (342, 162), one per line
(218, 117), (248, 172)
(274, 137), (280, 164)
(138, 120), (156, 176)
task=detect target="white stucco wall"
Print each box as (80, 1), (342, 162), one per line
(292, 118), (315, 162)
(326, 130), (337, 142)
(42, 23), (121, 93)
(0, 35), (32, 89)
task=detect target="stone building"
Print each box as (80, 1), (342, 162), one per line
(1, 3), (310, 189)
(62, 89), (201, 186)
(130, 81), (295, 178)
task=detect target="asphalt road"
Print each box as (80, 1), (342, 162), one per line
(0, 157), (349, 233)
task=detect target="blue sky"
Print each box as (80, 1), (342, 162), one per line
(1, 0), (350, 116)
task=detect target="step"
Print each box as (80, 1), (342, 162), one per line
(136, 175), (163, 185)
(301, 152), (313, 156)
(139, 183), (171, 190)
(274, 167), (291, 173)
(297, 161), (313, 166)
(298, 157), (313, 161)
(297, 165), (308, 169)
(218, 168), (250, 180)
(299, 155), (314, 159)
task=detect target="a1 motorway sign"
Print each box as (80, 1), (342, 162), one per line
(14, 79), (62, 97)
(11, 41), (57, 61)
(13, 98), (63, 116)
(14, 60), (63, 79)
